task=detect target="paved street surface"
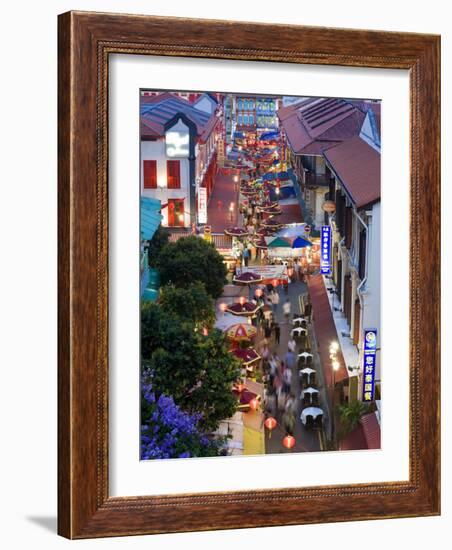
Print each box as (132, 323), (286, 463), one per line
(261, 280), (322, 454)
(206, 169), (239, 232)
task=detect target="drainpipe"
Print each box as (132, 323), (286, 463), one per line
(354, 210), (369, 305)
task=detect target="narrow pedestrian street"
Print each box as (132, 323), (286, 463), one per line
(140, 90), (382, 459)
(262, 280), (322, 454)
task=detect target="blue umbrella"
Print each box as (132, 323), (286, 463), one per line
(259, 131), (279, 140)
(292, 236), (312, 249)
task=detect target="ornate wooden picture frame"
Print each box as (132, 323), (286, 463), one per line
(58, 11), (440, 538)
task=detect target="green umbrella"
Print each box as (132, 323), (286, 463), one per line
(267, 236), (291, 248)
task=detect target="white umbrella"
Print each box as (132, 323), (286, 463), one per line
(300, 407), (324, 424)
(300, 367), (316, 375)
(301, 387), (319, 403)
(298, 352), (313, 358)
(292, 317), (306, 325)
(301, 387), (318, 395)
(292, 327), (307, 336)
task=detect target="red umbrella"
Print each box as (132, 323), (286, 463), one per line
(224, 227), (250, 237)
(260, 205), (282, 215)
(225, 302), (261, 316)
(253, 237), (269, 249)
(232, 272), (263, 285)
(225, 323), (257, 342)
(261, 218), (284, 229)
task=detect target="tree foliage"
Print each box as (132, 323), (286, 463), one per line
(155, 236), (227, 299)
(147, 224), (169, 268)
(159, 282), (215, 328)
(141, 303), (241, 431)
(339, 400), (369, 435)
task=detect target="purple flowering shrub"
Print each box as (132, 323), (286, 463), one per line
(141, 379), (227, 460)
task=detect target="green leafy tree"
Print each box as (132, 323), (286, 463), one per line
(156, 236), (227, 299)
(159, 282), (215, 328)
(147, 224), (169, 268)
(141, 303), (241, 431)
(339, 400), (369, 435)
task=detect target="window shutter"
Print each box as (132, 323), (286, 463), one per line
(143, 160), (157, 189)
(167, 160), (181, 189)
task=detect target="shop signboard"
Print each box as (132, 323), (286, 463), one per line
(362, 328), (377, 402)
(320, 225), (331, 275)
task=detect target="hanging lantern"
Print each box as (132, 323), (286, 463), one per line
(322, 200), (336, 213)
(283, 435), (296, 449)
(249, 397), (259, 411)
(264, 416), (277, 431)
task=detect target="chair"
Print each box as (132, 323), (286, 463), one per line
(305, 415), (314, 430)
(314, 415), (323, 430)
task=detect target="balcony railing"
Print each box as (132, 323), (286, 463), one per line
(304, 171), (332, 187)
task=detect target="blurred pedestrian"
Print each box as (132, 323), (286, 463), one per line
(283, 298), (291, 321)
(274, 322), (281, 345)
(285, 349), (296, 371)
(294, 259), (301, 281)
(270, 289), (280, 311)
(288, 336), (296, 353)
(282, 367), (292, 394)
(243, 247), (250, 267)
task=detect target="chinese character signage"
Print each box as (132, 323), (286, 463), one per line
(362, 328), (377, 402)
(198, 187), (207, 224)
(320, 226), (331, 275)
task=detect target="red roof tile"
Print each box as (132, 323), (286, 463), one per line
(307, 274), (348, 385)
(324, 136), (380, 208)
(339, 412), (381, 450)
(277, 98), (365, 155)
(360, 412), (381, 449)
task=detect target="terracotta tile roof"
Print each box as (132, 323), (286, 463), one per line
(323, 136), (380, 208)
(360, 411), (381, 449)
(339, 412), (381, 450)
(307, 274), (348, 385)
(339, 424), (368, 450)
(277, 98), (365, 155)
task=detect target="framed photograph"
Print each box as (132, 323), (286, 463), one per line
(58, 11), (440, 538)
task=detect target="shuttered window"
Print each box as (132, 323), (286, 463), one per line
(167, 160), (181, 189)
(143, 160), (157, 189)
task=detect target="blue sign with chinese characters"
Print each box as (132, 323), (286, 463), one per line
(362, 328), (377, 402)
(320, 226), (331, 275)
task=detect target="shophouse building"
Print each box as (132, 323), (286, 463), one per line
(277, 98), (366, 229)
(140, 92), (221, 229)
